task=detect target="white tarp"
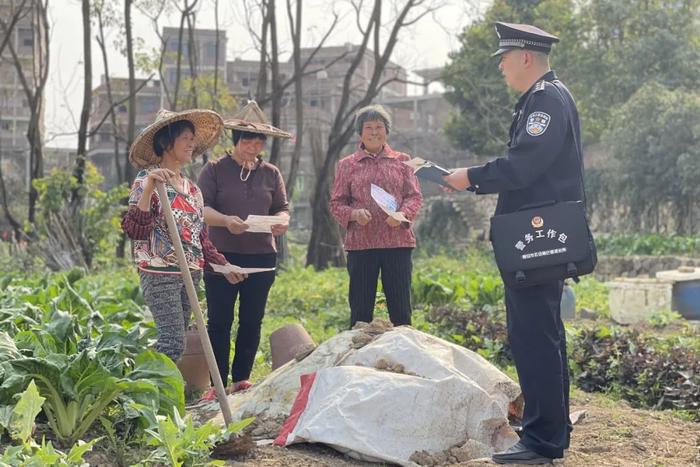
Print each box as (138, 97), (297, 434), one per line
(191, 328), (359, 429)
(275, 365), (519, 466)
(193, 325), (522, 465)
(340, 327), (522, 411)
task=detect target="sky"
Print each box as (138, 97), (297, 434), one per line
(45, 0), (489, 148)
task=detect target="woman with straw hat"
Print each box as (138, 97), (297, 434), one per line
(197, 101), (292, 399)
(121, 109), (246, 362)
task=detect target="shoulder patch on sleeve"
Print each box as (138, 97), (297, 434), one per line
(526, 111), (551, 136)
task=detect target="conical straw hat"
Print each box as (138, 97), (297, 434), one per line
(128, 108), (224, 169)
(223, 100), (292, 139)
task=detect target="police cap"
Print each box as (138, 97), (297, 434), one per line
(492, 22), (559, 57)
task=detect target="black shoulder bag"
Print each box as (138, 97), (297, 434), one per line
(489, 82), (597, 288)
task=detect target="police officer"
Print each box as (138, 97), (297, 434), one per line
(444, 22), (584, 465)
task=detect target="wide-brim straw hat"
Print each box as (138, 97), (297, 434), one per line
(223, 100), (292, 139)
(128, 108), (224, 169)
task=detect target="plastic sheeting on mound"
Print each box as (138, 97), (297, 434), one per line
(274, 366), (519, 466)
(192, 323), (522, 464)
(191, 326), (360, 430)
(340, 326), (522, 412)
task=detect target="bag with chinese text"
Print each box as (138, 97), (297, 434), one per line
(489, 200), (596, 288)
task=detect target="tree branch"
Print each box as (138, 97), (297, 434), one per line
(0, 0), (30, 57)
(88, 74), (155, 137)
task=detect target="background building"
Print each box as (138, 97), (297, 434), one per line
(0, 0), (45, 188)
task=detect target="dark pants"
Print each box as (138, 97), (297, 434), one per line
(346, 248), (413, 328)
(204, 252), (276, 385)
(505, 280), (571, 459)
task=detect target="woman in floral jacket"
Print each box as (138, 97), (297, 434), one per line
(121, 109), (244, 362)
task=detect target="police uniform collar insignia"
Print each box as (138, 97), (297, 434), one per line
(534, 80), (546, 92)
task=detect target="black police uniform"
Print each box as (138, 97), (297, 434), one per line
(466, 24), (584, 461)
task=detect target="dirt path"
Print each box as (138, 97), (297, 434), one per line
(224, 392), (700, 466)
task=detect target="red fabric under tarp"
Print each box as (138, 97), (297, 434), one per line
(273, 372), (317, 446)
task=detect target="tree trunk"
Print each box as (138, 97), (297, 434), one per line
(185, 2), (198, 108)
(254, 0), (269, 102)
(285, 0), (304, 201)
(72, 0), (91, 194)
(66, 0), (93, 266)
(124, 0), (136, 183)
(119, 0), (138, 259)
(307, 183), (345, 268)
(306, 127), (355, 268)
(213, 0), (220, 111)
(9, 0), (50, 224)
(267, 0), (283, 168)
(0, 151), (23, 240)
(172, 4), (188, 110)
(95, 6), (123, 186)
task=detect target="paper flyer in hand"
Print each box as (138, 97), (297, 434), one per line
(402, 157), (454, 188)
(244, 215), (289, 233)
(370, 184), (410, 223)
(210, 263), (276, 275)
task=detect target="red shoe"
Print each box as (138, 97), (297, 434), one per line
(199, 387), (217, 402)
(232, 380), (253, 393)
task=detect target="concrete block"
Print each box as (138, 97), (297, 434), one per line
(606, 278), (673, 324)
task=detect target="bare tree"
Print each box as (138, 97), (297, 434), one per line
(306, 0), (441, 269)
(184, 1), (199, 108)
(94, 0), (124, 184)
(279, 0), (342, 199)
(239, 0), (341, 263)
(124, 0), (138, 184)
(241, 0), (340, 170)
(137, 0), (173, 107)
(212, 0), (220, 111)
(0, 139), (23, 239)
(171, 0), (198, 110)
(0, 0), (31, 239)
(284, 0), (303, 200)
(266, 0), (284, 167)
(72, 0), (92, 195)
(0, 0), (29, 56)
(0, 0), (50, 224)
(243, 0), (284, 167)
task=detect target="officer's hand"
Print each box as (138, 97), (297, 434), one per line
(443, 168), (471, 191)
(351, 209), (372, 226)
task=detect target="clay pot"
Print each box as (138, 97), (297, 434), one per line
(269, 323), (315, 370)
(177, 328), (210, 392)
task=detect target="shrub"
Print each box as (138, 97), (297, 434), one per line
(420, 304), (511, 366)
(568, 324), (699, 417)
(596, 233), (700, 256)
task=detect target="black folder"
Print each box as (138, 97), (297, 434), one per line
(403, 158), (453, 189)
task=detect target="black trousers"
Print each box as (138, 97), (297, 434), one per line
(204, 252), (276, 385)
(505, 280), (571, 459)
(346, 248), (413, 328)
